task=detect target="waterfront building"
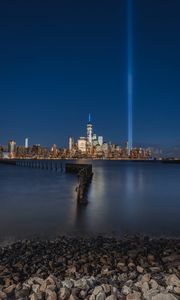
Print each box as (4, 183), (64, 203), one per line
(69, 137), (74, 151)
(51, 144), (58, 157)
(102, 142), (109, 158)
(2, 151), (9, 159)
(124, 141), (129, 157)
(92, 134), (97, 141)
(8, 140), (16, 154)
(98, 136), (103, 146)
(78, 137), (87, 153)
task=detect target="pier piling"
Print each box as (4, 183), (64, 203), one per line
(66, 163), (93, 203)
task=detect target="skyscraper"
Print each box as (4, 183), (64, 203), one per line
(25, 138), (29, 148)
(69, 137), (74, 151)
(98, 136), (103, 146)
(87, 113), (93, 146)
(78, 137), (87, 153)
(8, 140), (16, 153)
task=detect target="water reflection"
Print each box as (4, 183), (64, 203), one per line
(1, 161), (180, 242)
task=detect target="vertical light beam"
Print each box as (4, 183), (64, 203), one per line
(128, 0), (133, 151)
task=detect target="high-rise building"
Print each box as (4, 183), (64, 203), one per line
(92, 134), (97, 141)
(87, 113), (93, 146)
(69, 137), (74, 151)
(8, 140), (16, 153)
(78, 137), (87, 153)
(25, 138), (29, 148)
(98, 136), (103, 146)
(124, 141), (129, 157)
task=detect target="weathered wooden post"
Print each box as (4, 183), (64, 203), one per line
(66, 163), (93, 203)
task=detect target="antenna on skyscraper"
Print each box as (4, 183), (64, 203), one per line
(88, 113), (91, 123)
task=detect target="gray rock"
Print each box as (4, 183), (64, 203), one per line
(149, 279), (159, 290)
(141, 273), (151, 283)
(89, 295), (96, 300)
(0, 291), (6, 299)
(174, 286), (180, 294)
(122, 286), (131, 295)
(126, 292), (141, 300)
(141, 282), (149, 293)
(151, 293), (178, 300)
(15, 288), (29, 299)
(30, 293), (38, 300)
(74, 279), (89, 290)
(80, 289), (87, 298)
(68, 295), (77, 300)
(101, 266), (110, 275)
(59, 287), (70, 300)
(102, 284), (111, 294)
(46, 290), (57, 300)
(39, 281), (47, 293)
(93, 286), (103, 296)
(46, 275), (56, 286)
(137, 266), (144, 274)
(32, 284), (40, 294)
(32, 277), (44, 285)
(105, 296), (117, 300)
(166, 275), (180, 287)
(3, 284), (15, 294)
(48, 284), (56, 292)
(96, 291), (106, 300)
(62, 279), (74, 289)
(143, 289), (160, 300)
(117, 262), (128, 272)
(111, 287), (118, 297)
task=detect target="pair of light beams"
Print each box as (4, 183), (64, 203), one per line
(89, 1), (133, 149)
(128, 0), (133, 150)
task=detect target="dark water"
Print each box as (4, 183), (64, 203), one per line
(1, 160), (180, 243)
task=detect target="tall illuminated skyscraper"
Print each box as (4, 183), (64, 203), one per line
(98, 136), (103, 146)
(69, 137), (74, 151)
(25, 138), (29, 148)
(8, 140), (16, 153)
(87, 113), (93, 146)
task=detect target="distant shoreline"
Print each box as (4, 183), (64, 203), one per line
(1, 158), (180, 164)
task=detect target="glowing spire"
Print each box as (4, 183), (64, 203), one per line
(88, 113), (91, 123)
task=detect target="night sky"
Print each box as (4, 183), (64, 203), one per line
(0, 0), (180, 148)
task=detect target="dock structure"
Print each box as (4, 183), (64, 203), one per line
(0, 159), (64, 172)
(0, 160), (93, 203)
(0, 159), (16, 165)
(66, 163), (93, 203)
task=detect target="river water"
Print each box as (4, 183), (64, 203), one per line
(0, 160), (180, 243)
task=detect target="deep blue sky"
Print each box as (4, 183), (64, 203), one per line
(0, 0), (180, 148)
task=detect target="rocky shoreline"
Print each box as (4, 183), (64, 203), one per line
(1, 236), (180, 299)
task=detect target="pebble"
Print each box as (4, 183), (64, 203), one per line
(96, 291), (106, 300)
(151, 293), (178, 300)
(0, 236), (180, 300)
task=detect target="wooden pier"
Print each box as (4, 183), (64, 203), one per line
(66, 163), (93, 203)
(0, 160), (93, 203)
(0, 159), (16, 165)
(0, 159), (64, 171)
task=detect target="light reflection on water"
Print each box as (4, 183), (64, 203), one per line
(1, 160), (180, 243)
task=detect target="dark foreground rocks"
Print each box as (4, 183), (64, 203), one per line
(0, 236), (180, 299)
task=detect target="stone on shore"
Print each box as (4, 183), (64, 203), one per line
(0, 236), (180, 300)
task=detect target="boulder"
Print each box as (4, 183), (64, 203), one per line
(151, 293), (177, 300)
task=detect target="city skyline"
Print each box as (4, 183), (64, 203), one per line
(1, 115), (152, 160)
(0, 114), (143, 150)
(1, 113), (180, 155)
(0, 0), (180, 148)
